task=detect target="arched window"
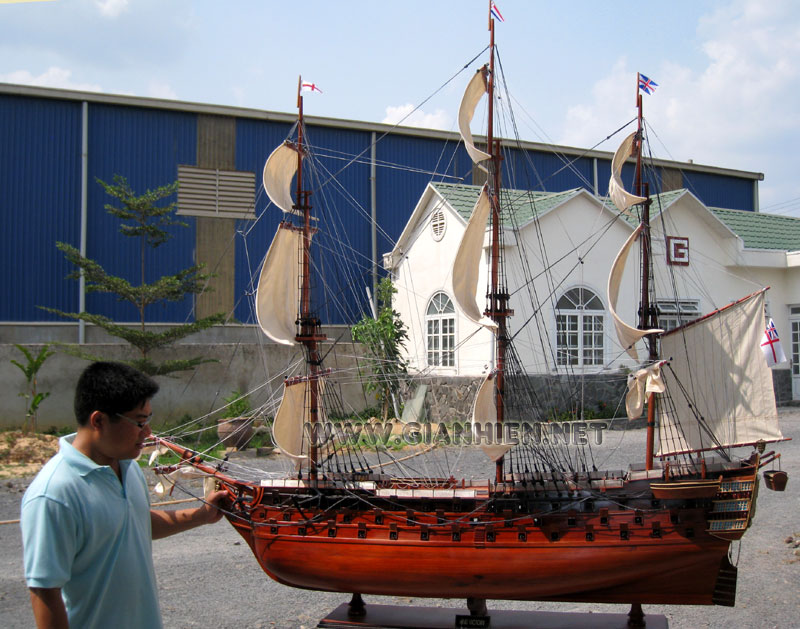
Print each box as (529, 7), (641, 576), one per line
(555, 287), (604, 366)
(426, 292), (455, 367)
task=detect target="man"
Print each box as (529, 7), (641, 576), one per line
(21, 361), (226, 628)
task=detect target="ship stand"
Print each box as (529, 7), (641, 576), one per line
(316, 595), (668, 628)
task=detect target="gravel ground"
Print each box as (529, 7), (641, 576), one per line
(1, 410), (798, 628)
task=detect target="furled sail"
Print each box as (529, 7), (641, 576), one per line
(263, 141), (300, 214)
(255, 224), (301, 346)
(625, 361), (666, 420)
(607, 224), (662, 360)
(472, 373), (511, 462)
(458, 66), (491, 171)
(608, 132), (646, 214)
(451, 185), (497, 328)
(273, 376), (327, 467)
(657, 289), (783, 455)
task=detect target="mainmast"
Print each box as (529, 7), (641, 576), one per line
(486, 3), (510, 484)
(295, 76), (326, 478)
(634, 74), (658, 470)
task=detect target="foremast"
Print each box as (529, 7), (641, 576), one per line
(294, 77), (326, 478)
(633, 74), (659, 471)
(485, 3), (510, 484)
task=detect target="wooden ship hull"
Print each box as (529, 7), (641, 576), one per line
(159, 439), (758, 606)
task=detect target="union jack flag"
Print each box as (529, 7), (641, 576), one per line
(490, 2), (504, 22)
(638, 73), (658, 95)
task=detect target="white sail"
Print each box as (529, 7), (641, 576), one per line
(657, 289), (783, 455)
(263, 141), (300, 214)
(458, 66), (491, 170)
(255, 224), (300, 346)
(472, 373), (511, 462)
(273, 377), (327, 467)
(608, 131), (646, 214)
(452, 185), (497, 328)
(607, 224), (662, 360)
(625, 361), (666, 420)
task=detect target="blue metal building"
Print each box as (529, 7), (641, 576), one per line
(0, 83), (764, 329)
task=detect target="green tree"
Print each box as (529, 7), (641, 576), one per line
(351, 278), (409, 420)
(10, 344), (55, 432)
(43, 175), (226, 376)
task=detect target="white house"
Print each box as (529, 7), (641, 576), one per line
(384, 182), (800, 401)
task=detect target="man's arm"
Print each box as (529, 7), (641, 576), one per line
(150, 490), (227, 540)
(29, 587), (68, 629)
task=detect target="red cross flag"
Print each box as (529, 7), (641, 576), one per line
(761, 318), (787, 367)
(301, 81), (323, 94)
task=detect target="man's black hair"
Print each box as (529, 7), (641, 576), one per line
(74, 361), (159, 426)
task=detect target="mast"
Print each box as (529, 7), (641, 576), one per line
(295, 76), (326, 478)
(486, 2), (509, 484)
(634, 74), (658, 470)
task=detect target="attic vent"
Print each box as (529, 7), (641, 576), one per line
(177, 165), (256, 219)
(431, 209), (446, 241)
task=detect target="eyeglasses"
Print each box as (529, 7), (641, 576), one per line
(114, 412), (153, 429)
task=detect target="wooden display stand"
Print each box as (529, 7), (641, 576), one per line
(317, 600), (668, 629)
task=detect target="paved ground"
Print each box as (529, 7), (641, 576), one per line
(1, 411), (798, 628)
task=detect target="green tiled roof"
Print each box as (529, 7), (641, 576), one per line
(614, 189), (687, 227)
(710, 207), (800, 251)
(433, 182), (800, 252)
(432, 182), (582, 226)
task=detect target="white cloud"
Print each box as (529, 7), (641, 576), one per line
(146, 80), (177, 100)
(557, 0), (800, 210)
(95, 0), (129, 18)
(382, 103), (451, 130)
(0, 67), (102, 92)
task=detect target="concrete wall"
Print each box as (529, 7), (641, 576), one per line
(406, 370), (788, 426)
(1, 326), (366, 429)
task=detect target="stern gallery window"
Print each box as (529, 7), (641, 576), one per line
(427, 292), (455, 367)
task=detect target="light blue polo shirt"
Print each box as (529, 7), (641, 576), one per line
(21, 435), (162, 629)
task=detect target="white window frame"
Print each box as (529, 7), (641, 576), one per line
(656, 298), (701, 332)
(555, 287), (605, 368)
(426, 292), (456, 368)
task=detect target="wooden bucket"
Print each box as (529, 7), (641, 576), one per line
(763, 469), (788, 491)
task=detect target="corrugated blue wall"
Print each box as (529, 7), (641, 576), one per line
(504, 147), (595, 193)
(684, 170), (753, 211)
(236, 118), (298, 324)
(87, 104), (196, 323)
(376, 134), (467, 263)
(0, 95), (82, 321)
(0, 91), (760, 326)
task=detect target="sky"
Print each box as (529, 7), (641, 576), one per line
(2, 0), (799, 215)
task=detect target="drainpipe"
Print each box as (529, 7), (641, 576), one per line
(370, 131), (378, 311)
(79, 101), (89, 344)
(592, 157), (598, 195)
(753, 180), (760, 212)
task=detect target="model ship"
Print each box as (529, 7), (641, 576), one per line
(152, 2), (787, 617)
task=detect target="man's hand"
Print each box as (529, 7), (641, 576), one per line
(196, 489), (228, 525)
(151, 489), (229, 539)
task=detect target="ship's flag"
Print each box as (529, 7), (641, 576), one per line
(638, 74), (658, 95)
(761, 318), (787, 367)
(301, 82), (323, 94)
(490, 2), (504, 22)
